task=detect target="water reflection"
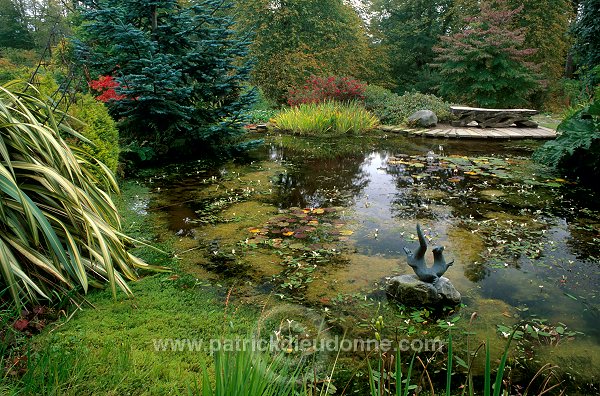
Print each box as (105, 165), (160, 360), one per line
(265, 138), (600, 343)
(271, 145), (370, 209)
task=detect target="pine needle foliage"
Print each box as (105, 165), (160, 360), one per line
(0, 83), (152, 307)
(75, 0), (255, 160)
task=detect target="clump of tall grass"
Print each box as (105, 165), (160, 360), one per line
(273, 101), (379, 136)
(367, 327), (564, 396)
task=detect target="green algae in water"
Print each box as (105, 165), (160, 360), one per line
(136, 134), (600, 391)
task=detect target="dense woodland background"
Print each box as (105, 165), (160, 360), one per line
(1, 0), (597, 112)
(0, 0), (598, 195)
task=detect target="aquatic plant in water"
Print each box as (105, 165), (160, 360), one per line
(244, 207), (354, 294)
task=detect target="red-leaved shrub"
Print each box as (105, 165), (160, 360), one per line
(287, 75), (366, 106)
(89, 75), (126, 102)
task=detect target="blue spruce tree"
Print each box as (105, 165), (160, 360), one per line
(75, 0), (255, 160)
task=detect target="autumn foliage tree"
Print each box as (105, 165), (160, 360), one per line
(287, 75), (366, 106)
(236, 0), (383, 103)
(434, 0), (540, 108)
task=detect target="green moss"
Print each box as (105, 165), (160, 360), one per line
(9, 275), (259, 395)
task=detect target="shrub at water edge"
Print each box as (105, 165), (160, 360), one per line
(363, 86), (451, 125)
(533, 97), (600, 184)
(273, 101), (379, 136)
(68, 94), (119, 175)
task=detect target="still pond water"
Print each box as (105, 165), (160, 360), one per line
(138, 133), (600, 391)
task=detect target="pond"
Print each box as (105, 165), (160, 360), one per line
(137, 132), (600, 393)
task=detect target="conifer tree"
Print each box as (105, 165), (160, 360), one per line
(370, 0), (454, 93)
(434, 0), (540, 108)
(75, 0), (254, 160)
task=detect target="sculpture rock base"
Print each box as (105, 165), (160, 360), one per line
(387, 275), (461, 307)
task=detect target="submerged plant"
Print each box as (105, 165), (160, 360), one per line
(0, 83), (155, 306)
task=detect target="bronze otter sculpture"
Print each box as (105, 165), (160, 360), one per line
(403, 224), (453, 283)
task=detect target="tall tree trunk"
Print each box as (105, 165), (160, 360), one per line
(151, 5), (157, 33)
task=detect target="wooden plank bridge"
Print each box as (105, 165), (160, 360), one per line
(379, 125), (556, 139)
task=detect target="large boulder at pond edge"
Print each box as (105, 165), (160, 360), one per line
(408, 110), (438, 127)
(387, 274), (461, 307)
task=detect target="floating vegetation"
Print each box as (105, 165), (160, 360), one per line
(244, 207), (353, 250)
(497, 318), (583, 360)
(189, 189), (254, 225)
(137, 134), (600, 391)
(386, 153), (567, 184)
(242, 207), (354, 295)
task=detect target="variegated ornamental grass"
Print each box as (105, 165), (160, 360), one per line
(0, 83), (155, 307)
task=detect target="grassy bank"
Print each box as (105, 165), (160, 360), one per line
(0, 181), (262, 395)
